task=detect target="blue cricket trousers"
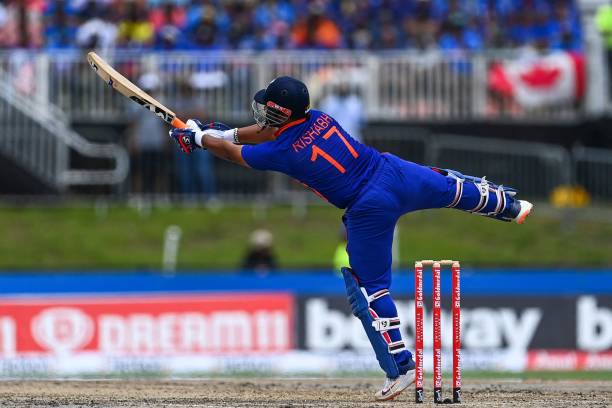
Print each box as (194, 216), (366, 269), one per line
(342, 153), (460, 291)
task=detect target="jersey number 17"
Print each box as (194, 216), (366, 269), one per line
(310, 126), (359, 174)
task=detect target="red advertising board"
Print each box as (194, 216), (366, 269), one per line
(0, 293), (293, 356)
(527, 350), (612, 371)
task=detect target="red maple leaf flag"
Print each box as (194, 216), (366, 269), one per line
(489, 52), (584, 108)
(519, 65), (561, 88)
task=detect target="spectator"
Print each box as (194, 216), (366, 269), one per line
(373, 8), (400, 49)
(438, 0), (481, 50)
(320, 82), (364, 142)
(403, 0), (443, 48)
(349, 21), (373, 49)
(254, 0), (295, 29)
(550, 1), (581, 51)
(252, 0), (292, 50)
(128, 73), (169, 195)
(172, 75), (218, 200)
(0, 0), (584, 52)
(529, 10), (551, 51)
(508, 11), (535, 48)
(0, 2), (6, 47)
(242, 229), (277, 274)
(187, 3), (218, 49)
(150, 2), (186, 32)
(45, 0), (77, 49)
(332, 224), (349, 273)
(1, 0), (43, 48)
(226, 2), (257, 49)
(340, 1), (371, 49)
(75, 1), (118, 52)
(117, 0), (154, 48)
(291, 4), (342, 49)
(150, 2), (187, 50)
(482, 5), (505, 48)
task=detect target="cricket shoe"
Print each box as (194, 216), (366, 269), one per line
(513, 200), (533, 224)
(494, 199), (533, 224)
(374, 369), (415, 401)
(505, 199), (533, 224)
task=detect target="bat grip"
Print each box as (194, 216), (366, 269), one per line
(171, 117), (187, 128)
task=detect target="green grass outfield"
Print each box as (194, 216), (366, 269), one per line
(0, 203), (611, 269)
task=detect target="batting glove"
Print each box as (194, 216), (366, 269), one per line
(169, 125), (199, 154)
(170, 119), (235, 153)
(193, 120), (236, 143)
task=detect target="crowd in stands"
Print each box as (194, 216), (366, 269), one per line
(0, 0), (582, 52)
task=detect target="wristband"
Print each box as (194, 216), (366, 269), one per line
(195, 131), (205, 147)
(221, 128), (239, 143)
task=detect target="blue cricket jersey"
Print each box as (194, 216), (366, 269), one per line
(241, 110), (381, 209)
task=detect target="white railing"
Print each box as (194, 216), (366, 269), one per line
(573, 146), (612, 202)
(0, 50), (583, 124)
(0, 62), (129, 189)
(366, 129), (574, 200)
(1, 50), (608, 202)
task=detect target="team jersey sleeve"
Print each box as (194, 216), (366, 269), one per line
(241, 142), (281, 171)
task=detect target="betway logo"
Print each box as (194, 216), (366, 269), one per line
(305, 298), (541, 352)
(577, 296), (612, 351)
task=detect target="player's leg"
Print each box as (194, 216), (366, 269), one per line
(432, 167), (532, 223)
(386, 154), (532, 223)
(342, 190), (415, 401)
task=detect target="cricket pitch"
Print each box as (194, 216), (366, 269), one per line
(0, 378), (610, 407)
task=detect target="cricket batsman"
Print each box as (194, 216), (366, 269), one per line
(169, 76), (532, 401)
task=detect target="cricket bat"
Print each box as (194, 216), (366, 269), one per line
(86, 51), (187, 128)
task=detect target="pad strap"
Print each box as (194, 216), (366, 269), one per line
(388, 340), (407, 354)
(371, 317), (401, 332)
(475, 184), (509, 217)
(470, 177), (490, 213)
(446, 171), (463, 209)
(362, 288), (390, 304)
(489, 185), (507, 215)
(342, 267), (404, 379)
(446, 171), (510, 216)
(364, 289), (404, 354)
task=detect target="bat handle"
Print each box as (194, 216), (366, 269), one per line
(171, 117), (188, 128)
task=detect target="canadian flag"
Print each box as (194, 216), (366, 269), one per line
(489, 52), (585, 108)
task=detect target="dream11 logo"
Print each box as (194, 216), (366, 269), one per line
(31, 307), (94, 355)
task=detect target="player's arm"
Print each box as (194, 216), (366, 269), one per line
(185, 122), (276, 145)
(169, 119), (249, 167)
(233, 124), (277, 144)
(202, 136), (248, 167)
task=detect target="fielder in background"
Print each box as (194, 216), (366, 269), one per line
(169, 76), (533, 401)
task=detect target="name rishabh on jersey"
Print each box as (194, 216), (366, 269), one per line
(241, 110), (381, 208)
